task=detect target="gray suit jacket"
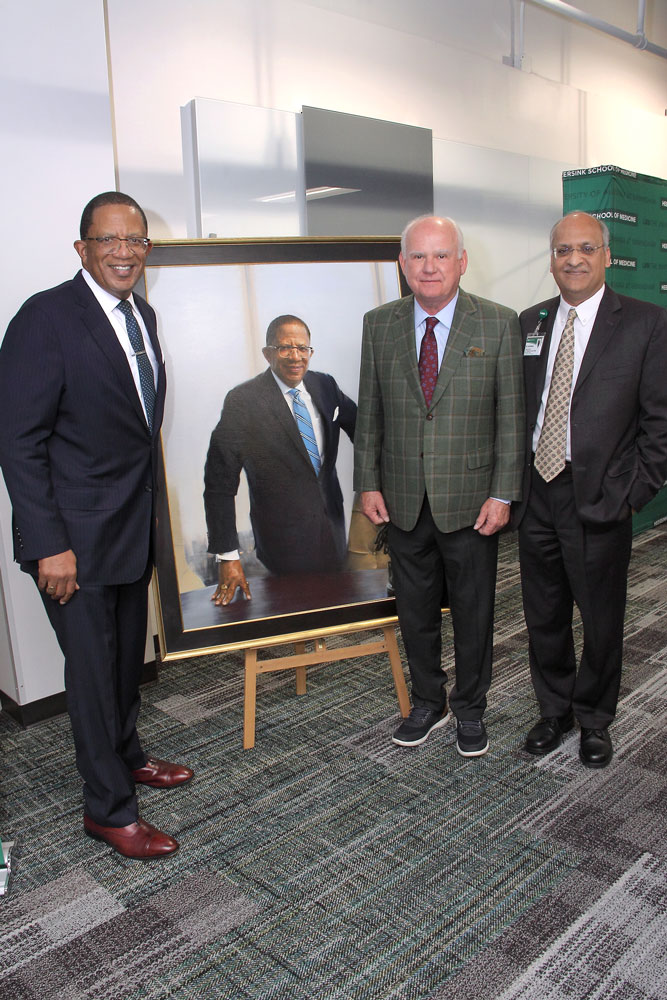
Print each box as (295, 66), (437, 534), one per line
(354, 289), (525, 532)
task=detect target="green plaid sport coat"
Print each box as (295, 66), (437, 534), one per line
(353, 289), (525, 533)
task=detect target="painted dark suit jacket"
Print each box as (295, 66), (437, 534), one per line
(204, 368), (356, 575)
(0, 271), (166, 584)
(513, 286), (667, 527)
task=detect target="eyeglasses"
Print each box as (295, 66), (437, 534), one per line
(84, 236), (151, 252)
(267, 345), (314, 358)
(552, 244), (605, 259)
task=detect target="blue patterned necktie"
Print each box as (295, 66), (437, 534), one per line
(289, 388), (321, 475)
(116, 298), (156, 432)
(419, 316), (439, 406)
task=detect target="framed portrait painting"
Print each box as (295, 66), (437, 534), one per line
(141, 237), (408, 658)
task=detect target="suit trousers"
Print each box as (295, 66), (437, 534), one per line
(518, 463), (632, 728)
(388, 496), (498, 719)
(37, 562), (152, 827)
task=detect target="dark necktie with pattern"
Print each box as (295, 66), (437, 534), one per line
(419, 316), (439, 406)
(534, 307), (578, 482)
(289, 388), (321, 475)
(116, 298), (156, 432)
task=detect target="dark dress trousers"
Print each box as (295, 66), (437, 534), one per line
(513, 287), (667, 728)
(204, 368), (356, 574)
(0, 271), (166, 826)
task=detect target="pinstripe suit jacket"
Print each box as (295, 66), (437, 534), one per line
(0, 271), (166, 585)
(353, 290), (525, 533)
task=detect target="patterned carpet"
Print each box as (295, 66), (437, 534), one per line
(1, 529), (666, 1000)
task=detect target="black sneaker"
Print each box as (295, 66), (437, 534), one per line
(392, 705), (450, 747)
(456, 719), (489, 757)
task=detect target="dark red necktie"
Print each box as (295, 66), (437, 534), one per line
(419, 316), (439, 406)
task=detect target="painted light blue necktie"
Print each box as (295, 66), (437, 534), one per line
(289, 388), (321, 475)
(116, 298), (156, 432)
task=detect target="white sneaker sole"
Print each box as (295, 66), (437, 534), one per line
(392, 711), (451, 747)
(456, 738), (489, 757)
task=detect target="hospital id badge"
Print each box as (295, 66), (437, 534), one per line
(524, 334), (544, 356)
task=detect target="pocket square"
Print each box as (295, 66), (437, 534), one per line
(332, 406), (339, 422)
(465, 346), (486, 357)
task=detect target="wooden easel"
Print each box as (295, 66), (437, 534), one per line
(242, 621), (410, 748)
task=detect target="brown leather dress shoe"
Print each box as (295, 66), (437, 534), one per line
(131, 757), (194, 788)
(84, 815), (179, 859)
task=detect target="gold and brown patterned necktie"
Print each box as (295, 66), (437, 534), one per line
(534, 307), (577, 482)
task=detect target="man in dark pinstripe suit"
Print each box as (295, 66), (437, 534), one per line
(354, 216), (525, 755)
(0, 193), (192, 859)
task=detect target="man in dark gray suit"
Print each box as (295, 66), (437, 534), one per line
(514, 211), (667, 768)
(0, 192), (192, 860)
(204, 315), (356, 605)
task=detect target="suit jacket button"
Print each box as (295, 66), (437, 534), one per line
(426, 413), (434, 421)
(144, 485), (152, 492)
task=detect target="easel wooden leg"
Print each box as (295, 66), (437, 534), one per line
(240, 621), (413, 747)
(243, 648), (258, 749)
(294, 640), (307, 694)
(383, 625), (410, 717)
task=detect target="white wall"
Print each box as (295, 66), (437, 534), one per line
(0, 0), (115, 703)
(0, 0), (664, 705)
(105, 0), (666, 247)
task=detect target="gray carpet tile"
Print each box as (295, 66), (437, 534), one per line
(1, 529), (666, 999)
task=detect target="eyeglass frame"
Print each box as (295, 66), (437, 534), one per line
(552, 244), (606, 259)
(265, 344), (315, 358)
(84, 236), (152, 253)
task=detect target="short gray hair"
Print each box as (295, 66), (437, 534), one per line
(400, 215), (465, 258)
(550, 211), (610, 250)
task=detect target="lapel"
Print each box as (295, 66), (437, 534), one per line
(531, 297), (560, 413)
(259, 369), (316, 474)
(135, 293), (167, 436)
(304, 371), (332, 463)
(429, 288), (477, 409)
(391, 295), (426, 409)
(72, 272), (149, 431)
(573, 286), (621, 394)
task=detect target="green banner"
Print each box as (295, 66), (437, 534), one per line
(562, 165), (667, 533)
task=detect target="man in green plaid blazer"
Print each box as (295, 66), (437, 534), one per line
(354, 216), (525, 755)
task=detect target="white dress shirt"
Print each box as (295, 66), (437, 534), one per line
(270, 370), (325, 459)
(532, 285), (606, 459)
(81, 268), (159, 428)
(413, 293), (459, 367)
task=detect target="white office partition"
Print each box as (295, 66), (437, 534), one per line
(181, 98), (303, 238)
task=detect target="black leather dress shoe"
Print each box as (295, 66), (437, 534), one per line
(579, 728), (613, 768)
(524, 710), (575, 755)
